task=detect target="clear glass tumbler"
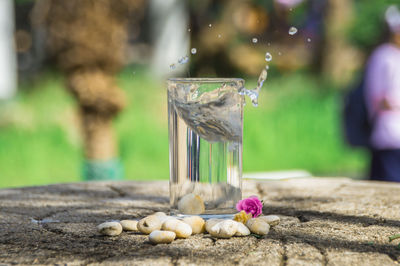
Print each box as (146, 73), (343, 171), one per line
(167, 78), (244, 217)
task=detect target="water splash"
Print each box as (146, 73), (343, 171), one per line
(239, 66), (268, 107)
(252, 38), (258, 43)
(178, 56), (189, 65)
(170, 63), (176, 70)
(288, 27), (298, 35)
(191, 48), (197, 54)
(265, 52), (272, 62)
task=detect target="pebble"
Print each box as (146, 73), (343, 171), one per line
(205, 218), (223, 233)
(162, 218), (192, 238)
(182, 216), (205, 234)
(120, 220), (138, 231)
(259, 215), (280, 226)
(178, 193), (205, 215)
(235, 222), (251, 236)
(97, 222), (122, 236)
(149, 230), (176, 244)
(153, 212), (174, 224)
(246, 218), (270, 236)
(137, 215), (162, 234)
(153, 212), (167, 217)
(208, 220), (238, 238)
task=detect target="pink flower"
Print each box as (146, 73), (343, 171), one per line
(236, 196), (263, 218)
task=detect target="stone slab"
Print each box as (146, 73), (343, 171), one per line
(0, 178), (399, 265)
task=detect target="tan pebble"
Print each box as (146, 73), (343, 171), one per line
(149, 230), (176, 244)
(97, 222), (122, 236)
(178, 193), (205, 214)
(235, 222), (251, 236)
(259, 215), (280, 226)
(182, 216), (205, 234)
(162, 218), (192, 238)
(246, 218), (270, 236)
(205, 219), (224, 233)
(209, 220), (238, 238)
(120, 220), (138, 231)
(137, 215), (162, 234)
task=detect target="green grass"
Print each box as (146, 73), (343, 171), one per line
(0, 68), (368, 188)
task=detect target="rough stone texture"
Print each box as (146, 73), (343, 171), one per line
(0, 178), (399, 265)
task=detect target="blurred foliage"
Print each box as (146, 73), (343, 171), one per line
(349, 0), (399, 51)
(0, 68), (368, 188)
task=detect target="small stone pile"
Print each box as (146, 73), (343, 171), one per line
(97, 211), (280, 244)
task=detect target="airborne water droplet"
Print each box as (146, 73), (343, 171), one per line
(252, 38), (258, 43)
(191, 48), (197, 54)
(265, 52), (272, 62)
(218, 34), (222, 38)
(169, 63), (176, 70)
(307, 38), (311, 42)
(178, 56), (189, 65)
(208, 24), (212, 27)
(288, 27), (298, 35)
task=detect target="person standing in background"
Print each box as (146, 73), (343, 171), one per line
(365, 5), (400, 182)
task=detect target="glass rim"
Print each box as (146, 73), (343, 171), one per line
(167, 78), (244, 84)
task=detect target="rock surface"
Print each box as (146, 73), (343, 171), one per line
(0, 178), (399, 265)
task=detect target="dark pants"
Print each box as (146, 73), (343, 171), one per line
(370, 149), (400, 182)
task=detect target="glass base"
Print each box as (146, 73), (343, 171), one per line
(173, 213), (235, 220)
(170, 208), (236, 220)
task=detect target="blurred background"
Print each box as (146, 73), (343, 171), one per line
(0, 0), (397, 188)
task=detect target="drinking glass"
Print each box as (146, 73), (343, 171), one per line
(167, 78), (244, 217)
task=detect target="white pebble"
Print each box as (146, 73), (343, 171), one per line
(152, 212), (173, 223)
(158, 215), (174, 224)
(209, 220), (238, 239)
(246, 218), (270, 236)
(149, 230), (176, 244)
(97, 222), (122, 236)
(235, 222), (251, 236)
(137, 215), (162, 234)
(120, 220), (138, 231)
(182, 216), (205, 234)
(205, 219), (223, 233)
(178, 193), (205, 215)
(259, 215), (280, 226)
(162, 218), (192, 238)
(153, 212), (167, 217)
